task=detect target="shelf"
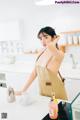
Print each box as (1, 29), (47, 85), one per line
(59, 44), (80, 52)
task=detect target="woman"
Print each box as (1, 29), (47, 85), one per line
(15, 26), (67, 100)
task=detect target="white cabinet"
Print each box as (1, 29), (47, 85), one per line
(65, 78), (80, 101)
(0, 72), (7, 88)
(0, 70), (29, 90)
(0, 54), (36, 87)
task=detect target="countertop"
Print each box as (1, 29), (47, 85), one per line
(0, 87), (50, 120)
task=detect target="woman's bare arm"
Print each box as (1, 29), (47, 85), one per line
(15, 67), (37, 96)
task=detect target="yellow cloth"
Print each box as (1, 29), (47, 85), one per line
(36, 65), (68, 100)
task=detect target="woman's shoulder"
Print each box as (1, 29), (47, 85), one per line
(36, 48), (45, 61)
(48, 42), (64, 54)
(58, 50), (64, 60)
(37, 48), (45, 55)
(58, 49), (64, 56)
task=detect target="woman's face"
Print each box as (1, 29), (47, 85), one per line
(38, 32), (55, 47)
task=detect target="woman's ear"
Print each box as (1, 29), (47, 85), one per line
(53, 35), (57, 39)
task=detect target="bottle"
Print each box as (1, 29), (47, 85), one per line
(49, 93), (58, 119)
(7, 86), (16, 103)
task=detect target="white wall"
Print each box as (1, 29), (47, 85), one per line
(0, 0), (80, 49)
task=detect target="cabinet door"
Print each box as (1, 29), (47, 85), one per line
(65, 78), (80, 101)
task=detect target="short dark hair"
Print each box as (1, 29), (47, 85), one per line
(37, 26), (56, 38)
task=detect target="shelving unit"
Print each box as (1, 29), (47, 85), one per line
(59, 30), (80, 52)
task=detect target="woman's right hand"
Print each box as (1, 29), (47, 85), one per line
(14, 90), (22, 96)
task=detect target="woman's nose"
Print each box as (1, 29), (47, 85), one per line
(42, 41), (46, 46)
(42, 37), (46, 42)
(41, 38), (45, 43)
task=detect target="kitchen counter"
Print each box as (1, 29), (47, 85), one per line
(0, 56), (80, 109)
(0, 87), (50, 120)
(60, 62), (80, 79)
(0, 54), (37, 74)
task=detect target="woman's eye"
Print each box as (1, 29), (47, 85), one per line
(39, 37), (42, 40)
(45, 36), (48, 39)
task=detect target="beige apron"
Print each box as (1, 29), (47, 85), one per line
(36, 49), (68, 100)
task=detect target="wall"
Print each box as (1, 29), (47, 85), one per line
(0, 0), (80, 50)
